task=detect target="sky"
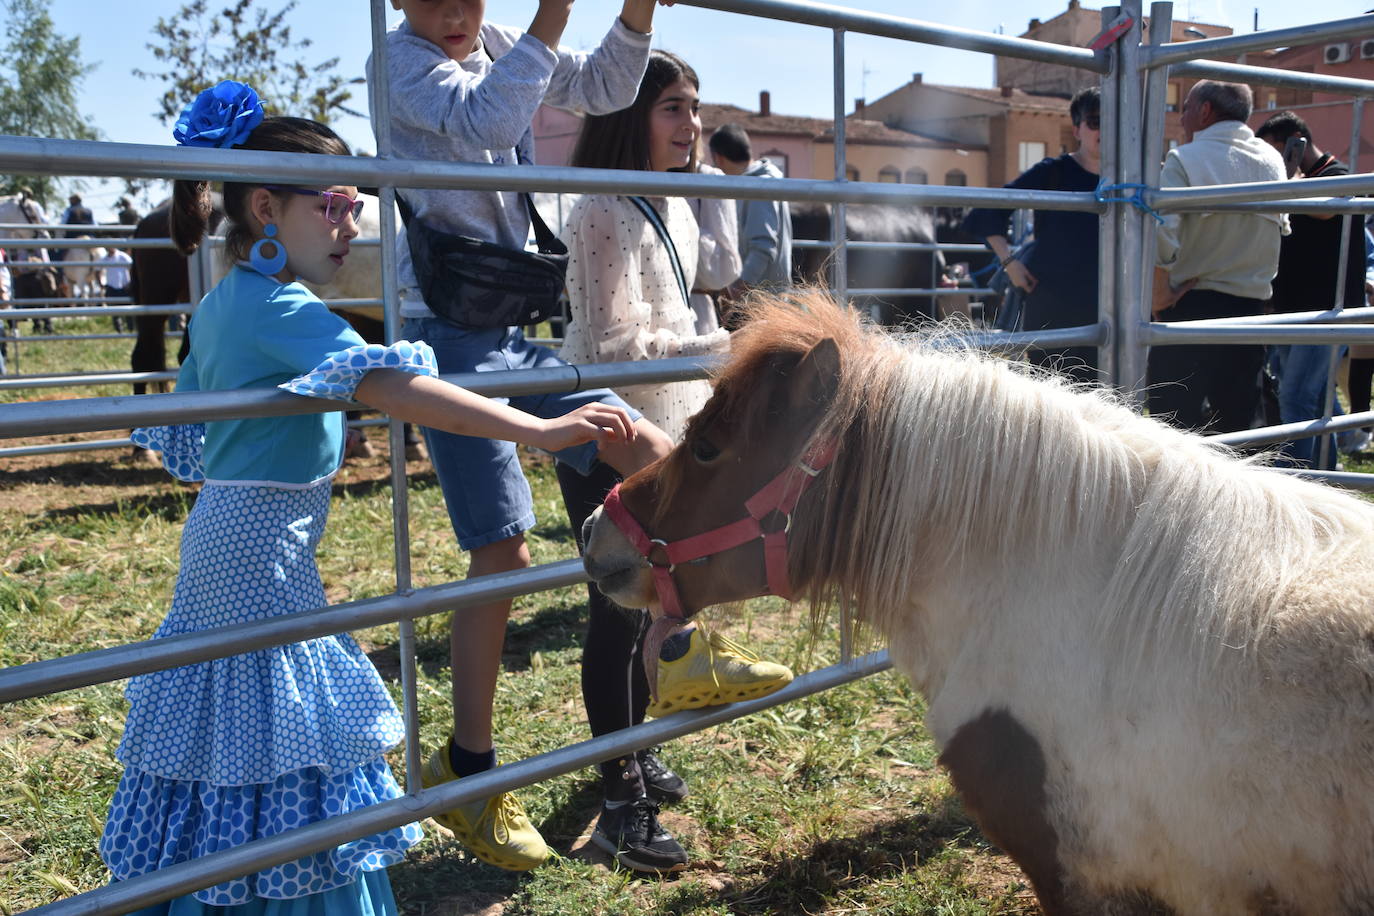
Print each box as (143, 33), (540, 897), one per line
(15, 0), (1369, 220)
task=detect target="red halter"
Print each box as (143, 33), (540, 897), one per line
(601, 438), (838, 619)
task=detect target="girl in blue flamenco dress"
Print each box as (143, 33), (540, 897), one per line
(98, 82), (637, 916)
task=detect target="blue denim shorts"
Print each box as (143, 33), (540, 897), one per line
(401, 317), (638, 551)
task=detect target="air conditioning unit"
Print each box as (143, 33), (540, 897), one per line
(1324, 42), (1352, 65)
(1361, 38), (1374, 60)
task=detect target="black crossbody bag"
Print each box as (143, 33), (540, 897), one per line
(396, 191), (567, 330)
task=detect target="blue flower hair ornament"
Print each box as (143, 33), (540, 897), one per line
(174, 80), (265, 149)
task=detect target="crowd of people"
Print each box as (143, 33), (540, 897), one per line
(57, 1), (1366, 910)
(967, 78), (1371, 469)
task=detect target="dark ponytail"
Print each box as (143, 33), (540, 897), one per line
(170, 117), (352, 263)
(170, 179), (214, 255)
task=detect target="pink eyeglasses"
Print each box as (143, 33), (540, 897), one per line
(265, 186), (365, 224)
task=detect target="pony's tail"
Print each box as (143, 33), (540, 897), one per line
(170, 179), (212, 255)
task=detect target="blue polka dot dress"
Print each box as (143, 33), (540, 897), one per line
(104, 272), (436, 916)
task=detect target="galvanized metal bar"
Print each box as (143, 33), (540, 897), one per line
(1097, 6), (1122, 390)
(832, 27), (850, 321)
(0, 222), (135, 232)
(0, 436), (132, 458)
(18, 651), (893, 916)
(0, 559), (587, 704)
(1111, 1), (1147, 396)
(1147, 323), (1374, 344)
(792, 240), (988, 253)
(367, 0), (423, 800)
(1, 305), (184, 317)
(0, 136), (1104, 211)
(0, 370), (176, 391)
(1146, 14), (1374, 68)
(1, 237), (149, 250)
(676, 0), (1104, 70)
(1170, 58), (1374, 98)
(1214, 410), (1374, 448)
(846, 287), (995, 296)
(1185, 198), (1374, 215)
(1151, 172), (1374, 210)
(1184, 306), (1374, 325)
(1121, 0), (1171, 401)
(0, 357), (716, 439)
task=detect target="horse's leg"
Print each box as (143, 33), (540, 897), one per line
(131, 315), (167, 398)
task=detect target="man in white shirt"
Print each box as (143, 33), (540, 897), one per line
(1148, 80), (1289, 433)
(104, 247), (133, 331)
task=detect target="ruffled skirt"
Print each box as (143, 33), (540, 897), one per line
(101, 479), (422, 906)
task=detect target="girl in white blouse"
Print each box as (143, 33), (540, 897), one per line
(554, 50), (790, 874)
(559, 50), (729, 443)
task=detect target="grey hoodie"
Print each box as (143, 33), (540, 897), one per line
(366, 18), (651, 316)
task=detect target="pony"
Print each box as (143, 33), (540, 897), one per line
(581, 290), (1374, 915)
(59, 236), (107, 299)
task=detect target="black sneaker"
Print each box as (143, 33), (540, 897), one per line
(591, 797), (689, 874)
(638, 747), (688, 803)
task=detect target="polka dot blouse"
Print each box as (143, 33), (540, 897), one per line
(560, 195), (730, 442)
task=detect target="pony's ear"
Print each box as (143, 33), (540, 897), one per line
(786, 337), (841, 416)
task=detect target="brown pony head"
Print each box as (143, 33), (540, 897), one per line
(583, 289), (874, 615)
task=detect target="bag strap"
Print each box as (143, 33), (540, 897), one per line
(394, 189), (566, 257)
(627, 196), (690, 311)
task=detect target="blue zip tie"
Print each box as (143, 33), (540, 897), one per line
(1096, 181), (1165, 224)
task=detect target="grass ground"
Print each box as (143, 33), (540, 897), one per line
(0, 318), (1041, 915)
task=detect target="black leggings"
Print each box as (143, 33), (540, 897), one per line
(1350, 358), (1374, 424)
(555, 460), (650, 797)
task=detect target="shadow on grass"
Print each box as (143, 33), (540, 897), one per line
(658, 800), (999, 916)
(367, 598), (592, 683)
(25, 486), (196, 527)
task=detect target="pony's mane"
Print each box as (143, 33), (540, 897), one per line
(730, 292), (1374, 676)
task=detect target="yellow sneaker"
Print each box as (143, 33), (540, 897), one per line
(646, 627), (794, 718)
(420, 744), (549, 871)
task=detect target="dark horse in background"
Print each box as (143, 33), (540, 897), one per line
(790, 203), (996, 327)
(128, 199), (218, 400)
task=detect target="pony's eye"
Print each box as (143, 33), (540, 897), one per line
(690, 437), (720, 462)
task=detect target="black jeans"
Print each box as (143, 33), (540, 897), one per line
(554, 460), (650, 800)
(1147, 289), (1267, 434)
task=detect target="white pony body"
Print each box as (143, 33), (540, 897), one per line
(583, 296), (1374, 914)
(840, 342), (1374, 913)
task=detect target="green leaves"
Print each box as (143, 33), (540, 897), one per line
(0, 0), (99, 203)
(134, 0), (362, 128)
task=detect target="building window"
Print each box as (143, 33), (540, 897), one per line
(1166, 81), (1180, 112)
(904, 167), (929, 184)
(944, 168), (967, 186)
(845, 164), (860, 181)
(762, 150), (789, 176)
(1018, 141), (1046, 172)
(878, 166), (901, 183)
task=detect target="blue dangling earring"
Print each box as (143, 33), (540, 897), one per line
(249, 223), (288, 276)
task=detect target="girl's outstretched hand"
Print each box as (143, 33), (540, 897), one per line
(537, 403), (638, 452)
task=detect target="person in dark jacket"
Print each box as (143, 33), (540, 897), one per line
(963, 87), (1101, 384)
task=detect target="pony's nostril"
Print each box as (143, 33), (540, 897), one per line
(581, 510), (597, 547)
